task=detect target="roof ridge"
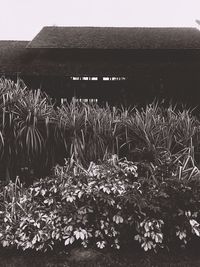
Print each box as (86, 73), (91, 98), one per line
(42, 25), (198, 29)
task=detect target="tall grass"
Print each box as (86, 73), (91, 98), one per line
(0, 78), (56, 180)
(0, 78), (200, 181)
(124, 104), (199, 162)
(56, 101), (127, 165)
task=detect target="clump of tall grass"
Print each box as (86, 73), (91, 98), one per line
(124, 104), (200, 163)
(56, 101), (127, 165)
(0, 78), (56, 181)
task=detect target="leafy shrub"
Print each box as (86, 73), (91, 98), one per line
(0, 156), (200, 253)
(0, 156), (139, 251)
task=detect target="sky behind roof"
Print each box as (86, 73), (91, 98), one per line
(0, 0), (200, 40)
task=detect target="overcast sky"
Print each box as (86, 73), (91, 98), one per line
(0, 0), (200, 40)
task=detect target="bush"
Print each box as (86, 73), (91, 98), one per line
(0, 156), (200, 253)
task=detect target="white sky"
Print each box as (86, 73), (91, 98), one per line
(0, 0), (200, 40)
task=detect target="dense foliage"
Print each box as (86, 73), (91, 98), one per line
(0, 77), (200, 254)
(0, 78), (200, 182)
(0, 155), (200, 252)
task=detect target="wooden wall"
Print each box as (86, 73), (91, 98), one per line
(5, 48), (200, 108)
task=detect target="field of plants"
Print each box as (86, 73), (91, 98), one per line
(0, 78), (200, 265)
(0, 78), (200, 181)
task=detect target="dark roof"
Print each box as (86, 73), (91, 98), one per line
(1, 27), (200, 77)
(27, 26), (200, 49)
(0, 41), (29, 74)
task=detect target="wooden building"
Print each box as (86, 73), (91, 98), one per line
(1, 26), (200, 106)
